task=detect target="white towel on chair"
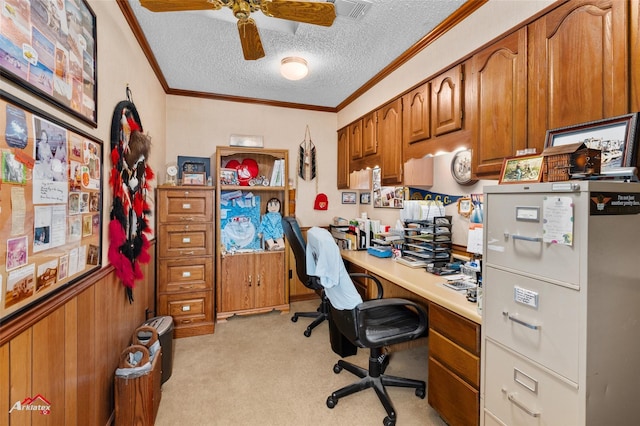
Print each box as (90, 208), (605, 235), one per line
(306, 227), (363, 310)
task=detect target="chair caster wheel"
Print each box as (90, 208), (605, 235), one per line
(415, 387), (426, 399)
(304, 329), (312, 337)
(333, 364), (343, 374)
(326, 396), (337, 409)
(291, 316), (298, 323)
(383, 416), (396, 426)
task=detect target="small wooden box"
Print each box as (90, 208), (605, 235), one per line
(542, 142), (601, 182)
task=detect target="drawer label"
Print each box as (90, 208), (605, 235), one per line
(182, 271), (191, 277)
(182, 305), (191, 312)
(514, 286), (538, 308)
(182, 237), (191, 243)
(182, 203), (191, 209)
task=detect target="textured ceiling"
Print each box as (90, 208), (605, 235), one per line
(124, 0), (468, 109)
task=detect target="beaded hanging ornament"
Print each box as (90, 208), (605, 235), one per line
(108, 87), (154, 302)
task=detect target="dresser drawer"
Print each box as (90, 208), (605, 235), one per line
(158, 257), (213, 293)
(429, 303), (480, 356)
(430, 329), (479, 388)
(158, 223), (213, 258)
(484, 266), (579, 382)
(484, 191), (584, 286)
(158, 188), (213, 223)
(484, 339), (578, 426)
(159, 291), (213, 327)
(428, 356), (479, 426)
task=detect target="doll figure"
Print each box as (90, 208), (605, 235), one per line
(259, 198), (285, 250)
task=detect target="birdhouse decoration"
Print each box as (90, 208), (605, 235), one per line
(542, 142), (601, 182)
(108, 89), (154, 302)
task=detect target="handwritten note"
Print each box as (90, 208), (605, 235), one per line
(543, 196), (574, 246)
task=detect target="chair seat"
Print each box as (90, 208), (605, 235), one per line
(362, 305), (422, 346)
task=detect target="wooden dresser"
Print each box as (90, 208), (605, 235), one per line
(156, 186), (215, 337)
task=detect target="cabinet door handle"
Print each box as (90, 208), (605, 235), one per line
(502, 311), (540, 330)
(506, 233), (542, 242)
(248, 275), (252, 287)
(179, 285), (194, 290)
(502, 388), (541, 418)
(257, 275), (261, 286)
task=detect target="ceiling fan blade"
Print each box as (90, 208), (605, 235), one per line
(238, 18), (265, 60)
(140, 0), (223, 13)
(260, 0), (336, 27)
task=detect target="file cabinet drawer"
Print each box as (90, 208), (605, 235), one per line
(484, 191), (584, 286)
(158, 257), (213, 293)
(158, 189), (213, 223)
(484, 266), (579, 382)
(158, 223), (213, 258)
(484, 339), (578, 426)
(159, 291), (213, 326)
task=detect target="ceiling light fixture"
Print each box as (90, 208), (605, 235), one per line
(280, 57), (308, 80)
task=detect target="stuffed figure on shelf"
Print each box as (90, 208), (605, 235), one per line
(259, 197), (285, 251)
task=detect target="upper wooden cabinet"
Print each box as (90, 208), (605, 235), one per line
(432, 64), (464, 136)
(337, 127), (349, 189)
(378, 98), (403, 185)
(470, 28), (528, 178)
(362, 111), (378, 157)
(403, 82), (431, 144)
(349, 119), (363, 160)
(527, 0), (628, 153)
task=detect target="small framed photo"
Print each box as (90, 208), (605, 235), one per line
(457, 197), (473, 217)
(182, 172), (207, 186)
(499, 155), (544, 184)
(178, 156), (211, 180)
(342, 192), (357, 204)
(220, 168), (239, 185)
(360, 192), (371, 204)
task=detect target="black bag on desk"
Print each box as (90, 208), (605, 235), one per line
(328, 308), (358, 357)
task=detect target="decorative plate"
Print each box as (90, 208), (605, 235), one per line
(451, 149), (476, 185)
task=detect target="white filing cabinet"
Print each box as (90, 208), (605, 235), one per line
(481, 182), (640, 426)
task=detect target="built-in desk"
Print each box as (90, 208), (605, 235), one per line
(341, 250), (481, 426)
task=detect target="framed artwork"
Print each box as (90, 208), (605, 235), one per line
(182, 172), (206, 186)
(0, 0), (98, 127)
(219, 168), (239, 185)
(499, 154), (544, 184)
(360, 192), (371, 204)
(342, 191), (356, 204)
(544, 113), (640, 171)
(457, 197), (473, 217)
(178, 155), (211, 180)
(1, 91), (103, 323)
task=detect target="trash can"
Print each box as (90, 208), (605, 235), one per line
(143, 316), (174, 384)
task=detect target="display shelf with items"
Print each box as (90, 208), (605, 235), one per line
(156, 186), (215, 338)
(400, 217), (452, 266)
(215, 146), (289, 320)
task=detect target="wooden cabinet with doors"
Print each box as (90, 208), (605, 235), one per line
(215, 146), (289, 320)
(402, 82), (431, 161)
(156, 186), (215, 338)
(432, 64), (464, 137)
(470, 28), (527, 178)
(378, 98), (403, 185)
(361, 110), (378, 159)
(337, 127), (349, 189)
(349, 119), (363, 161)
(527, 0), (628, 154)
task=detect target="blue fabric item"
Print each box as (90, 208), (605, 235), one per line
(306, 227), (363, 310)
(258, 212), (284, 240)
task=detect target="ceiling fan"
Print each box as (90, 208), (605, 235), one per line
(139, 0), (336, 60)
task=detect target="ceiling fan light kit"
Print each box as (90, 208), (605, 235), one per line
(281, 56), (308, 80)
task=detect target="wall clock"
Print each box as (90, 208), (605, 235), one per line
(451, 149), (476, 185)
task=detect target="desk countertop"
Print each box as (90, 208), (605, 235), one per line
(341, 250), (482, 325)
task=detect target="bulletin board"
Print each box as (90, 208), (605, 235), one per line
(0, 90), (103, 322)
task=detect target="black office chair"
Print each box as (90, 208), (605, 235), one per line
(281, 216), (329, 337)
(306, 227), (427, 426)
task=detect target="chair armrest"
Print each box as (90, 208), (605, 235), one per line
(348, 272), (383, 299)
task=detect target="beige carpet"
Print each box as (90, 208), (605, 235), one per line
(155, 300), (448, 426)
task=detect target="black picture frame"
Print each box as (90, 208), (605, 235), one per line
(0, 0), (98, 127)
(1, 90), (103, 323)
(178, 155), (211, 180)
(544, 113), (640, 171)
(342, 191), (356, 204)
(360, 192), (371, 204)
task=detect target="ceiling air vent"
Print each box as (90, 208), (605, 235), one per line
(328, 0), (372, 20)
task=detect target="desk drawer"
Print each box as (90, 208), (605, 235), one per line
(428, 356), (479, 426)
(158, 257), (213, 293)
(484, 266), (579, 382)
(430, 330), (479, 388)
(158, 223), (213, 258)
(159, 291), (213, 327)
(484, 339), (578, 426)
(429, 303), (480, 356)
(158, 188), (213, 223)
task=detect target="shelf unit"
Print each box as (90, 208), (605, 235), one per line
(400, 217), (452, 265)
(214, 146), (290, 320)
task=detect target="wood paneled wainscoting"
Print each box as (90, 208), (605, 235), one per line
(0, 241), (156, 426)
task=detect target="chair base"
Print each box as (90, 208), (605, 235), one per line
(326, 348), (426, 426)
(291, 296), (329, 337)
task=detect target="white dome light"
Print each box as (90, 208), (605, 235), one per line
(280, 57), (308, 80)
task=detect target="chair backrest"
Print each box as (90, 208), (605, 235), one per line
(281, 216), (321, 291)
